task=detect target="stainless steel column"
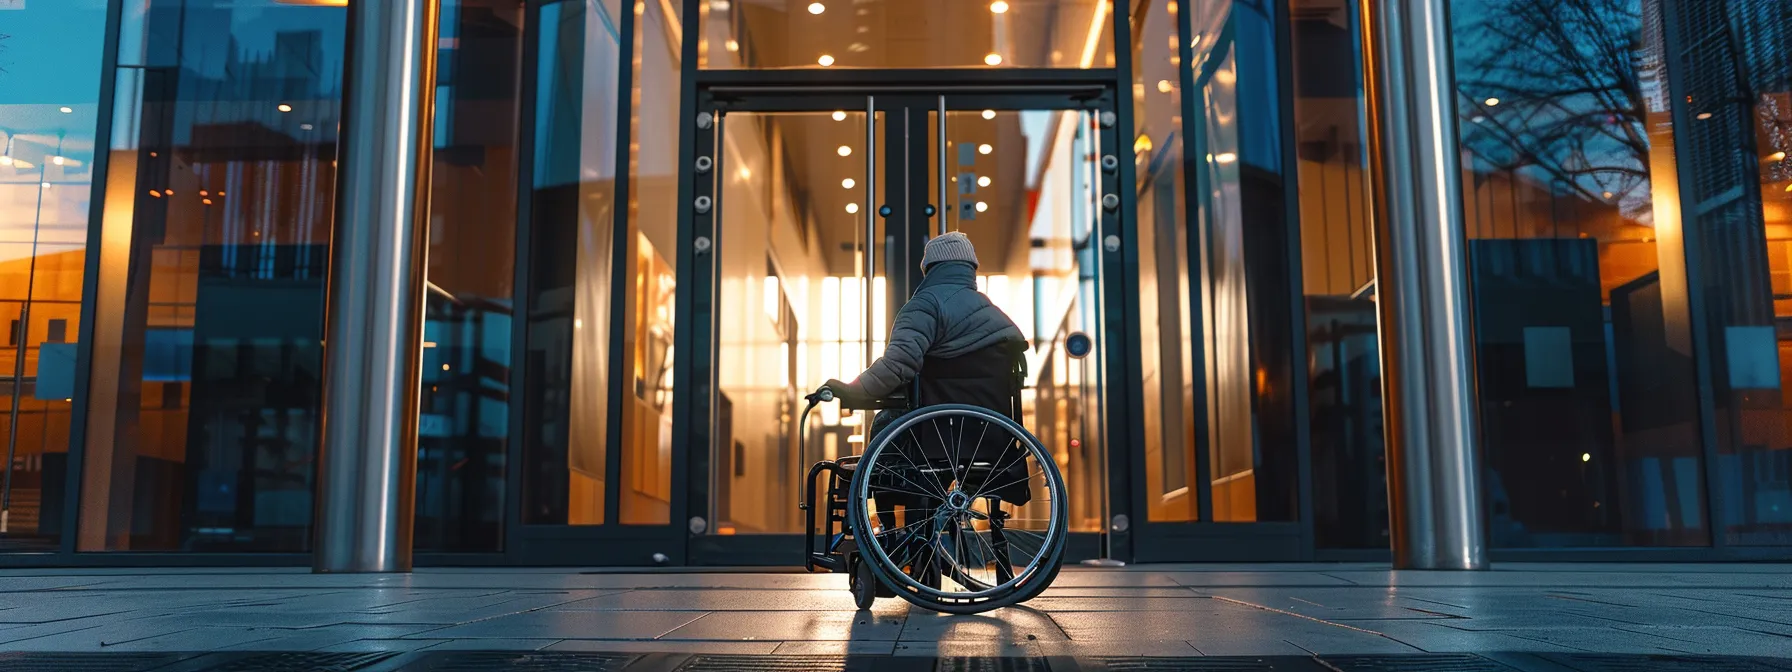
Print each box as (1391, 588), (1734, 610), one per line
(1359, 0), (1487, 570)
(313, 0), (439, 573)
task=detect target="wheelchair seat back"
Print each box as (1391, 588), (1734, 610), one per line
(874, 339), (1033, 505)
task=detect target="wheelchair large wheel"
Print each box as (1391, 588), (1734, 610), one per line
(846, 404), (1068, 614)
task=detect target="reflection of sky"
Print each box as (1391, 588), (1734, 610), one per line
(0, 1), (109, 147)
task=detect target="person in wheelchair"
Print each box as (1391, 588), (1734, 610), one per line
(821, 231), (1030, 503)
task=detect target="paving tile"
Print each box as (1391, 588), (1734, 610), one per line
(1025, 596), (1225, 612)
(405, 638), (563, 650)
(663, 610), (905, 641)
(1047, 606), (1286, 641)
(890, 640), (1039, 657)
(1164, 572), (1357, 588)
(417, 610), (705, 640)
(216, 624), (440, 651)
(46, 626), (288, 652)
(558, 589), (865, 612)
(549, 639), (781, 654)
(1364, 620), (1590, 653)
(1031, 640), (1201, 657)
(773, 639), (900, 655)
(313, 638), (447, 653)
(1606, 625), (1792, 657)
(1274, 625), (1425, 655)
(900, 607), (1066, 642)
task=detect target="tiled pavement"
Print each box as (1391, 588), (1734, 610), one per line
(0, 564), (1788, 670)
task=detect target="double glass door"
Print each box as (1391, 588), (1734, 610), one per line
(685, 89), (1121, 563)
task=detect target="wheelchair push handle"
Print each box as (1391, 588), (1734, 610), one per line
(797, 382), (836, 511)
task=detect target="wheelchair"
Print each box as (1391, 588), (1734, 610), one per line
(799, 343), (1068, 614)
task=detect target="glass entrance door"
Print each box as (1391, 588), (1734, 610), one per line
(686, 90), (1120, 564)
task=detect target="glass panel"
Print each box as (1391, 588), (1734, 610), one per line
(620, 0), (680, 525)
(936, 108), (1105, 533)
(79, 0), (346, 551)
(714, 110), (880, 535)
(698, 0), (1113, 70)
(415, 0), (523, 552)
(522, 0), (627, 526)
(0, 0), (109, 552)
(1289, 0), (1385, 548)
(1189, 0), (1300, 522)
(1676, 2), (1792, 545)
(1452, 0), (1708, 546)
(1133, 0), (1197, 523)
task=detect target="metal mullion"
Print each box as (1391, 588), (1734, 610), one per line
(1105, 0), (1141, 563)
(602, 0), (640, 532)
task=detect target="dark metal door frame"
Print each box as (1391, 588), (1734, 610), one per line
(677, 84), (1126, 567)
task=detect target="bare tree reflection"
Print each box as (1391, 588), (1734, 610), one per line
(1454, 0), (1652, 222)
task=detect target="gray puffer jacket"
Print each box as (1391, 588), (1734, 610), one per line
(850, 260), (1024, 399)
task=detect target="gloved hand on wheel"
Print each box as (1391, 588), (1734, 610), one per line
(822, 378), (865, 401)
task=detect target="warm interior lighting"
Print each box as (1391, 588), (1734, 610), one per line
(58, 106), (73, 114)
(273, 0), (348, 5)
(846, 203), (860, 214)
(277, 103), (293, 113)
(1157, 80), (1174, 93)
(978, 176), (991, 187)
(1697, 112), (1714, 120)
(832, 111), (847, 121)
(837, 145), (852, 156)
(725, 39), (740, 52)
(842, 178), (855, 189)
(817, 54), (835, 66)
(1770, 151), (1786, 161)
(982, 109), (996, 120)
(978, 143), (993, 155)
(51, 156), (64, 166)
(0, 157), (11, 167)
(985, 53), (1003, 66)
(1483, 97), (1500, 106)
(1582, 453), (1592, 463)
(975, 201), (989, 212)
(808, 2), (825, 13)
(1079, 0), (1111, 68)
(990, 0), (1009, 12)
(1215, 152), (1238, 164)
(40, 182), (50, 189)
(202, 198), (213, 205)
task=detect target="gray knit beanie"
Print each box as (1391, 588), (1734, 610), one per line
(921, 231), (978, 272)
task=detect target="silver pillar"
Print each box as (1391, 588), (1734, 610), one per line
(313, 0), (439, 573)
(1359, 0), (1488, 570)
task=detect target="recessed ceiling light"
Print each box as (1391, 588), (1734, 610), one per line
(838, 145), (853, 157)
(990, 1), (1009, 13)
(1215, 152), (1238, 163)
(985, 53), (1003, 66)
(1483, 97), (1500, 106)
(1157, 80), (1174, 93)
(809, 2), (825, 14)
(818, 54), (835, 66)
(833, 111), (847, 121)
(842, 178), (856, 189)
(846, 203), (860, 214)
(1772, 151), (1787, 161)
(975, 201), (988, 212)
(978, 144), (992, 155)
(1697, 112), (1714, 120)
(726, 39), (740, 52)
(982, 109), (996, 120)
(58, 107), (73, 114)
(978, 176), (991, 187)
(277, 103), (293, 113)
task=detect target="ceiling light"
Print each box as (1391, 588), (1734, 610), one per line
(990, 0), (1009, 12)
(982, 109), (996, 120)
(1772, 151), (1787, 161)
(0, 157), (11, 166)
(842, 178), (856, 189)
(1483, 97), (1500, 106)
(40, 182), (50, 189)
(1697, 112), (1713, 120)
(51, 156), (64, 166)
(846, 203), (860, 214)
(1157, 80), (1173, 93)
(985, 53), (1003, 66)
(58, 106), (73, 114)
(975, 201), (988, 212)
(726, 39), (740, 52)
(809, 2), (825, 13)
(1215, 152), (1238, 163)
(978, 144), (992, 155)
(1581, 453), (1592, 463)
(978, 176), (991, 187)
(818, 54), (835, 66)
(833, 111), (847, 121)
(300, 123), (314, 131)
(277, 103), (293, 113)
(837, 145), (852, 157)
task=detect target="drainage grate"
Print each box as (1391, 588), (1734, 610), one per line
(936, 658), (1051, 672)
(400, 652), (635, 672)
(0, 653), (186, 672)
(1098, 657), (1328, 671)
(1544, 654), (1792, 672)
(1316, 654), (1516, 671)
(192, 652), (396, 672)
(677, 655), (851, 671)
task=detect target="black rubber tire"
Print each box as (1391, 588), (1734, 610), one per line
(848, 555), (877, 610)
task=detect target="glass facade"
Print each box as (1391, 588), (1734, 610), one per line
(2, 0), (1789, 563)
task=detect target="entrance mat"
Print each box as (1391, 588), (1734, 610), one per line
(0, 652), (1786, 671)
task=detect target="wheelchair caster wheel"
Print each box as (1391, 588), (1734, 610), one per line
(848, 555), (876, 610)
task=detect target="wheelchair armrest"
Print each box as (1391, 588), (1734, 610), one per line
(838, 389), (910, 412)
